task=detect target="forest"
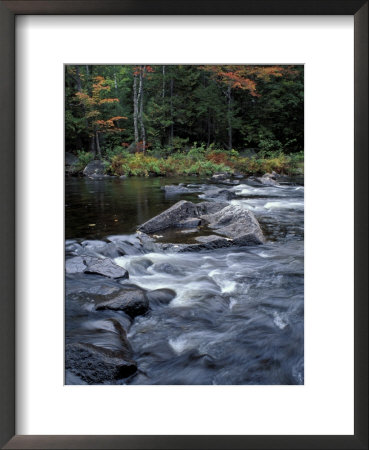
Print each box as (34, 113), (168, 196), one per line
(65, 64), (304, 177)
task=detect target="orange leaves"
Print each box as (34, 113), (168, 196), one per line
(132, 65), (155, 77)
(110, 116), (127, 121)
(100, 98), (119, 104)
(202, 65), (287, 96)
(74, 75), (124, 135)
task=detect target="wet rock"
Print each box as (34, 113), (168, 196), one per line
(177, 218), (201, 228)
(65, 275), (123, 296)
(210, 173), (228, 181)
(151, 263), (180, 275)
(195, 235), (227, 244)
(65, 343), (137, 384)
(128, 258), (153, 274)
(161, 184), (191, 195)
(65, 152), (78, 166)
(137, 200), (228, 234)
(96, 289), (149, 318)
(146, 288), (176, 305)
(65, 241), (83, 257)
(201, 205), (264, 245)
(203, 188), (237, 201)
(218, 179), (240, 186)
(137, 200), (199, 234)
(256, 172), (279, 186)
(83, 160), (105, 177)
(66, 256), (86, 274)
(138, 200), (264, 249)
(106, 235), (144, 255)
(84, 257), (129, 279)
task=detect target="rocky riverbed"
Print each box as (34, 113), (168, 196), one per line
(65, 175), (304, 385)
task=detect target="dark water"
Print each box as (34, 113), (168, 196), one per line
(65, 177), (202, 239)
(65, 176), (304, 385)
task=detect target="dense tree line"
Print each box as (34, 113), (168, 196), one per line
(65, 65), (303, 158)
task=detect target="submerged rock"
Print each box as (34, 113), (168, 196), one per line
(161, 184), (192, 195)
(84, 257), (129, 279)
(65, 342), (137, 384)
(146, 288), (176, 305)
(151, 263), (180, 275)
(96, 289), (149, 318)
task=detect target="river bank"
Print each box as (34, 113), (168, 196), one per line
(65, 175), (304, 385)
(65, 149), (304, 179)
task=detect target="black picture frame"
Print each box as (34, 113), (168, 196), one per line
(0, 1), (367, 449)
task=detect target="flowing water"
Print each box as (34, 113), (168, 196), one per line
(65, 176), (304, 385)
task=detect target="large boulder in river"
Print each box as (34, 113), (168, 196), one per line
(137, 200), (227, 234)
(200, 205), (264, 245)
(137, 200), (264, 250)
(83, 160), (105, 177)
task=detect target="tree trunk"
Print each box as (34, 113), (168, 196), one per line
(95, 131), (102, 159)
(89, 135), (96, 157)
(133, 72), (139, 150)
(162, 65), (165, 98)
(170, 77), (174, 146)
(227, 84), (232, 150)
(75, 66), (82, 92)
(207, 112), (211, 147)
(114, 72), (118, 94)
(139, 66), (146, 153)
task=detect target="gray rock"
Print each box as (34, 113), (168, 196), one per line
(203, 188), (237, 201)
(66, 256), (86, 274)
(161, 184), (191, 195)
(96, 289), (149, 318)
(65, 152), (78, 166)
(146, 288), (176, 305)
(151, 263), (180, 275)
(83, 160), (105, 177)
(65, 276), (122, 296)
(218, 179), (240, 186)
(65, 342), (137, 384)
(211, 173), (229, 181)
(137, 200), (199, 234)
(201, 205), (264, 245)
(256, 172), (279, 186)
(84, 257), (129, 279)
(137, 200), (228, 234)
(177, 218), (201, 228)
(195, 235), (227, 244)
(138, 200), (264, 250)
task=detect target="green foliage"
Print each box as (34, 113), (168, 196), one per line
(103, 145), (303, 178)
(65, 64), (304, 157)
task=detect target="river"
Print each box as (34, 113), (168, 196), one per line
(65, 176), (304, 385)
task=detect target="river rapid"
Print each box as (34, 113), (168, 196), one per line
(65, 176), (304, 385)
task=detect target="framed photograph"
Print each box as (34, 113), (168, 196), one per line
(1, 1), (367, 449)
